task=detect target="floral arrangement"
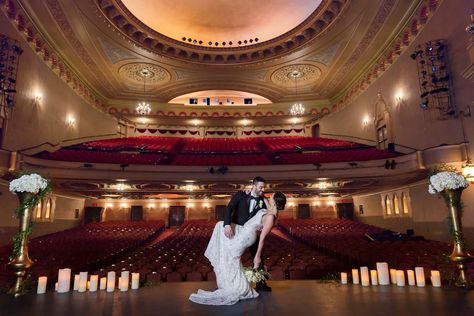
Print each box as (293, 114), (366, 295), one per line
(8, 173), (50, 260)
(9, 173), (49, 194)
(243, 267), (270, 283)
(428, 171), (469, 194)
(427, 166), (470, 252)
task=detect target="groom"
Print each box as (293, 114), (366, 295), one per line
(224, 176), (272, 292)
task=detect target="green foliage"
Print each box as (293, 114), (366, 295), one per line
(431, 164), (460, 175)
(9, 172), (51, 261)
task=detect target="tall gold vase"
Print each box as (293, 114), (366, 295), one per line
(443, 189), (473, 287)
(7, 192), (35, 297)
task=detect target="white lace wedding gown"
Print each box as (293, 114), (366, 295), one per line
(189, 210), (265, 305)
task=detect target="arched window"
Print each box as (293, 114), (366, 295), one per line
(385, 195), (392, 215)
(402, 193), (409, 214)
(393, 194), (400, 215)
(35, 200), (42, 219)
(44, 199), (52, 220)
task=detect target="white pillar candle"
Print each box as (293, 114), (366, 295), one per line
(118, 277), (122, 289)
(360, 267), (370, 286)
(376, 263), (390, 285)
(390, 269), (397, 284)
(73, 274), (80, 291)
(57, 268), (71, 293)
(352, 269), (360, 284)
(407, 270), (416, 286)
(396, 270), (405, 286)
(89, 275), (99, 292)
(131, 273), (140, 290)
(370, 270), (378, 285)
(100, 277), (107, 290)
(415, 267), (426, 287)
(431, 270), (441, 287)
(340, 272), (348, 284)
(78, 272), (88, 293)
(106, 271), (116, 292)
(37, 276), (47, 294)
(55, 282), (58, 292)
(120, 271), (130, 292)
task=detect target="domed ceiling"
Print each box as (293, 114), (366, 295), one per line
(121, 0), (322, 48)
(2, 0), (436, 127)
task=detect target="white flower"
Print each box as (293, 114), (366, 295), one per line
(9, 173), (48, 194)
(243, 267), (269, 283)
(428, 171), (469, 194)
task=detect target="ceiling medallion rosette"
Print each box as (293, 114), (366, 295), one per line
(118, 63), (171, 84)
(96, 0), (349, 64)
(271, 64), (321, 87)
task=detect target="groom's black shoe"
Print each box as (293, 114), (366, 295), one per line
(256, 283), (272, 292)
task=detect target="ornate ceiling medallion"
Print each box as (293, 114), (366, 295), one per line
(118, 63), (171, 84)
(271, 64), (321, 87)
(96, 0), (349, 64)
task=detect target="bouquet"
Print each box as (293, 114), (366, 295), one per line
(9, 173), (49, 194)
(243, 267), (270, 283)
(428, 171), (469, 194)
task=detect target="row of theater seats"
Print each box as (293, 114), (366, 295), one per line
(36, 136), (397, 166)
(260, 137), (360, 151)
(79, 136), (361, 154)
(91, 220), (345, 283)
(277, 219), (474, 280)
(182, 138), (261, 153)
(80, 137), (181, 152)
(38, 149), (164, 165)
(0, 221), (165, 289)
(172, 154), (271, 166)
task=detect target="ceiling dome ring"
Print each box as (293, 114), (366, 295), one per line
(96, 0), (349, 64)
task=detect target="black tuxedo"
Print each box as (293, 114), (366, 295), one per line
(224, 191), (264, 226)
(224, 191), (267, 286)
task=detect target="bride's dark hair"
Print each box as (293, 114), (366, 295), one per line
(273, 191), (287, 210)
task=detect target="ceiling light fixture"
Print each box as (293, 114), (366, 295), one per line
(289, 71), (305, 117)
(136, 69), (151, 116)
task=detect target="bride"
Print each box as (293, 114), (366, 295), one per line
(189, 192), (287, 305)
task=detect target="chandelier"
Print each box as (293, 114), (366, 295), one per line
(136, 69), (152, 116)
(136, 101), (151, 115)
(289, 71), (305, 116)
(290, 103), (305, 116)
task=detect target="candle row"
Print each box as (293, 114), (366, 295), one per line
(340, 263), (441, 287)
(38, 269), (140, 295)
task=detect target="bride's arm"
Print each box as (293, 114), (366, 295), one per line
(253, 214), (274, 268)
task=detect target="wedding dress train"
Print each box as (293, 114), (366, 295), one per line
(189, 210), (265, 305)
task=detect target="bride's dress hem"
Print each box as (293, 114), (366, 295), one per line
(189, 212), (264, 306)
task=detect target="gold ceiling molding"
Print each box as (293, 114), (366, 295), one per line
(332, 0), (443, 112)
(44, 0), (111, 88)
(271, 64), (322, 87)
(95, 0), (349, 65)
(118, 62), (171, 84)
(98, 38), (136, 64)
(0, 0), (108, 112)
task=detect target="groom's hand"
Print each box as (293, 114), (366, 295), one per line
(224, 226), (234, 239)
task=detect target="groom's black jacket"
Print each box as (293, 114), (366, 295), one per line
(224, 191), (264, 226)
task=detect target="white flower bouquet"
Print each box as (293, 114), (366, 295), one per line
(243, 267), (270, 283)
(428, 171), (469, 194)
(9, 173), (49, 194)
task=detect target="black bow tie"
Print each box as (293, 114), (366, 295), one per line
(250, 196), (260, 201)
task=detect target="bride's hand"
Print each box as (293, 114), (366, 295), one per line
(253, 256), (261, 269)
